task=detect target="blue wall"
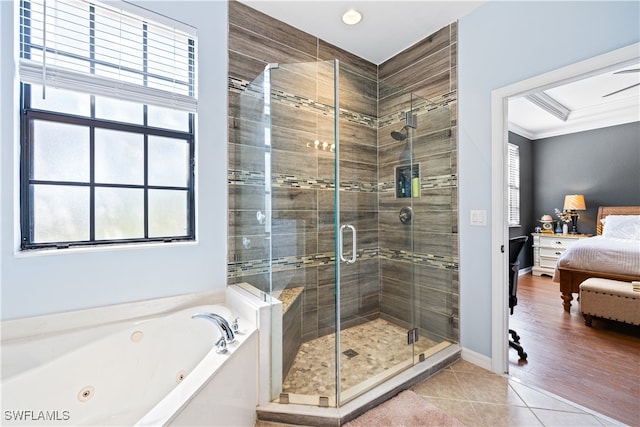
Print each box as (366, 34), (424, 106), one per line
(1, 1), (229, 319)
(458, 1), (639, 357)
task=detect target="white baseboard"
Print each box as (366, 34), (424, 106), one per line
(461, 347), (493, 372)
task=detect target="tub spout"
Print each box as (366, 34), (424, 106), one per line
(192, 312), (236, 345)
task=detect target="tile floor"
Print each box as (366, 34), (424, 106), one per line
(408, 359), (623, 427)
(259, 318), (625, 426)
(258, 359), (624, 427)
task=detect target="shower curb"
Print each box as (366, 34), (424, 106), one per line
(256, 344), (461, 426)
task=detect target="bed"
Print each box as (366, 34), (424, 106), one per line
(553, 206), (640, 312)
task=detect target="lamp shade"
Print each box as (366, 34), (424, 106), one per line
(564, 194), (586, 211)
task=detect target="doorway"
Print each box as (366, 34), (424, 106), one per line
(490, 42), (640, 374)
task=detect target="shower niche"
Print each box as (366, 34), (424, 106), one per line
(395, 163), (420, 198)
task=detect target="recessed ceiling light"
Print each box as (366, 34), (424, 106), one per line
(342, 9), (362, 25)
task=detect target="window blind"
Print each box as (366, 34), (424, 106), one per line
(507, 143), (520, 226)
(19, 0), (197, 112)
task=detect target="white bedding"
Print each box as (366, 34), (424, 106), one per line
(553, 236), (640, 282)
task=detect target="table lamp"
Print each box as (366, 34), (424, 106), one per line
(564, 194), (586, 234)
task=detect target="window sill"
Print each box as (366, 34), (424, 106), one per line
(15, 240), (198, 258)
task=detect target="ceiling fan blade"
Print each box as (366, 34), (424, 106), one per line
(613, 69), (640, 74)
(603, 82), (640, 98)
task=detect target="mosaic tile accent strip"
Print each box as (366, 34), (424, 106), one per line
(422, 173), (458, 189)
(379, 248), (458, 271)
(271, 88), (333, 117)
(228, 248), (379, 278)
(228, 169), (266, 186)
(378, 100), (442, 129)
(230, 77), (456, 130)
(230, 77), (377, 129)
(338, 107), (377, 128)
(229, 76), (249, 93)
(378, 174), (457, 193)
(230, 169), (455, 193)
(228, 169), (378, 193)
(228, 247), (458, 278)
(377, 94), (456, 129)
(273, 174), (334, 191)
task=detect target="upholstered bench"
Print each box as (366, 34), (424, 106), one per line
(579, 278), (640, 326)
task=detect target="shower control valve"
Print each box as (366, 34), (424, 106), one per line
(242, 237), (251, 249)
(399, 206), (413, 224)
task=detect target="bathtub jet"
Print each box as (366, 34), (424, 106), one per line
(1, 303), (257, 427)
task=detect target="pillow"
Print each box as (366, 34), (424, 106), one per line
(602, 215), (640, 240)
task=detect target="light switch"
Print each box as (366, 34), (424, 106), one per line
(470, 209), (487, 226)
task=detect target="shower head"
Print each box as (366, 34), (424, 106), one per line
(392, 112), (418, 141)
(391, 127), (407, 141)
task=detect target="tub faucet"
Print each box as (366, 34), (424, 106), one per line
(192, 312), (236, 353)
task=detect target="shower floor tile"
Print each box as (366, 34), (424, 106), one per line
(282, 318), (441, 397)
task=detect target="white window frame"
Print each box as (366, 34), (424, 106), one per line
(507, 142), (520, 227)
(19, 0), (198, 250)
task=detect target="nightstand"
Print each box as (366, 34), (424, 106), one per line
(531, 233), (592, 277)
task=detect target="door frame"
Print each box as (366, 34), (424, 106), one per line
(490, 42), (639, 374)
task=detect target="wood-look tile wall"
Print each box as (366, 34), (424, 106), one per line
(227, 0), (459, 344)
(378, 24), (459, 343)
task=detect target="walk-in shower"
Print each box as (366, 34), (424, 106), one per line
(229, 59), (458, 409)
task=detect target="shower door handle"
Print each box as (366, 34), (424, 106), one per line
(339, 224), (357, 264)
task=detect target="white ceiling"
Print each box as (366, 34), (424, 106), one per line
(508, 61), (640, 139)
(238, 1), (640, 139)
(239, 0), (486, 64)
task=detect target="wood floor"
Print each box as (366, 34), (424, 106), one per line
(508, 273), (640, 426)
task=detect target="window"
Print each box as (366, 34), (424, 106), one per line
(507, 142), (520, 226)
(19, 0), (197, 249)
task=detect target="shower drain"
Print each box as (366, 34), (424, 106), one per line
(342, 349), (359, 359)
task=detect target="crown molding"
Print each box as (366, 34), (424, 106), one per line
(510, 95), (638, 140)
(524, 92), (570, 122)
(507, 122), (536, 140)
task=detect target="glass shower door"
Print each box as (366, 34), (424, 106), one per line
(233, 58), (455, 410)
(266, 60), (338, 406)
(335, 63), (416, 405)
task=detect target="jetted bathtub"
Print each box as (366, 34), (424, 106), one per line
(1, 303), (258, 426)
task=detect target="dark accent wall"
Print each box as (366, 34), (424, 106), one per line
(533, 121), (640, 236)
(508, 132), (534, 268)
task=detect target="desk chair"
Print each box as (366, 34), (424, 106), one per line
(509, 236), (528, 360)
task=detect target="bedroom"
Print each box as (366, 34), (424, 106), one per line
(502, 55), (639, 423)
(504, 52), (639, 326)
(508, 122), (639, 285)
(507, 63), (640, 274)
